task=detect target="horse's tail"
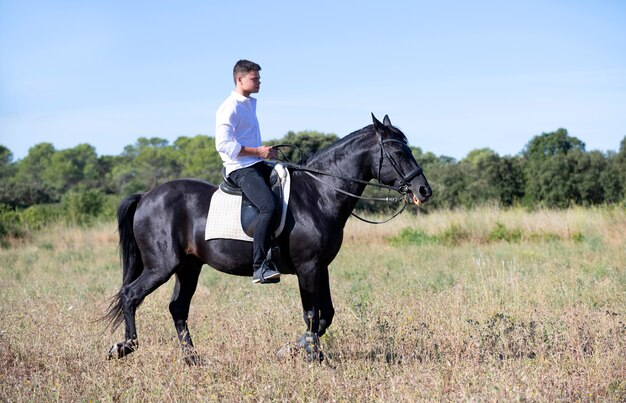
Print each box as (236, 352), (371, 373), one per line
(103, 193), (144, 331)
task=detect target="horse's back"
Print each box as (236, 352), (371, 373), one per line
(140, 178), (216, 203)
(133, 179), (217, 251)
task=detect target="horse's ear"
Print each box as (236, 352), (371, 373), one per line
(383, 115), (392, 127)
(372, 113), (384, 132)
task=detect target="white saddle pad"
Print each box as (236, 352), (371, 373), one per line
(205, 164), (291, 242)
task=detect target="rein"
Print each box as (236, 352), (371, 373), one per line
(301, 169), (409, 224)
(271, 140), (420, 224)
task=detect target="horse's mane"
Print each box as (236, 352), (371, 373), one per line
(303, 122), (409, 168)
(303, 125), (375, 167)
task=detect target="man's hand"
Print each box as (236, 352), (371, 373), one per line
(257, 145), (277, 159)
(239, 145), (277, 159)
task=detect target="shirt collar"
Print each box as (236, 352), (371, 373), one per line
(231, 91), (255, 103)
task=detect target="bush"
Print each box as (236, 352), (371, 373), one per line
(387, 228), (435, 246)
(101, 194), (121, 221)
(488, 222), (523, 243)
(62, 190), (106, 225)
(0, 204), (23, 244)
(21, 203), (62, 231)
(571, 231), (585, 243)
(435, 224), (470, 246)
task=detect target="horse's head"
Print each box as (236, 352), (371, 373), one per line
(371, 114), (432, 206)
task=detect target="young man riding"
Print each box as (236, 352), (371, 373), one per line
(215, 59), (281, 284)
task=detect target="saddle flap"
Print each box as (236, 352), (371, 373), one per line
(206, 163), (291, 241)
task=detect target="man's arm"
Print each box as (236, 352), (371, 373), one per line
(215, 103), (243, 159)
(239, 145), (276, 159)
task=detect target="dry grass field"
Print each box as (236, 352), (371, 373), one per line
(1, 206), (625, 401)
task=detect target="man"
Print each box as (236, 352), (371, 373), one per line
(215, 59), (281, 284)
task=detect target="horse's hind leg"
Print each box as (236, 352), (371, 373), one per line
(169, 257), (202, 365)
(108, 269), (175, 359)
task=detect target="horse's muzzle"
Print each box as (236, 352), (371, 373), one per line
(410, 185), (432, 206)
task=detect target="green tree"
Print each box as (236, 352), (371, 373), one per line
(523, 128), (585, 159)
(0, 145), (14, 179)
(112, 137), (182, 193)
(9, 143), (57, 205)
(96, 155), (122, 194)
(600, 151), (622, 204)
(412, 147), (440, 167)
(464, 148), (498, 166)
(174, 135), (223, 184)
(459, 148), (501, 207)
(111, 148), (140, 194)
(572, 150), (607, 205)
(0, 146), (17, 206)
(496, 156), (525, 206)
(136, 142), (181, 188)
(417, 155), (463, 210)
(523, 129), (586, 208)
(43, 143), (100, 193)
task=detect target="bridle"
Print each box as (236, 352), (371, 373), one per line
(377, 138), (424, 195)
(272, 137), (424, 224)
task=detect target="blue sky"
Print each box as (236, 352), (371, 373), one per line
(1, 0), (625, 161)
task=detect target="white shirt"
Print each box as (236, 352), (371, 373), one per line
(215, 91), (263, 176)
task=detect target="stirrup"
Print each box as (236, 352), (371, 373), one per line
(252, 260), (280, 284)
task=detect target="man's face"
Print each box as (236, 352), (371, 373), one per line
(238, 71), (261, 95)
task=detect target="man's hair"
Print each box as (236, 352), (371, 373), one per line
(233, 59), (261, 85)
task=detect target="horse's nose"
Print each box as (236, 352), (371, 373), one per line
(419, 185), (432, 200)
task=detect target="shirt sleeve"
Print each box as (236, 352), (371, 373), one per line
(215, 102), (242, 159)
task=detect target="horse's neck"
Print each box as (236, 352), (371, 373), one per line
(302, 134), (375, 222)
(306, 136), (374, 187)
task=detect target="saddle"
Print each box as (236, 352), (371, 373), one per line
(205, 163), (291, 242)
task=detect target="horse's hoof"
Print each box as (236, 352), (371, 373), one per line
(107, 339), (137, 360)
(307, 348), (323, 363)
(297, 332), (323, 363)
(107, 343), (121, 359)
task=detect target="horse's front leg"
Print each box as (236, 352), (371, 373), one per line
(317, 265), (334, 337)
(296, 265), (323, 362)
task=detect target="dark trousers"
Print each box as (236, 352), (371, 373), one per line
(228, 162), (277, 270)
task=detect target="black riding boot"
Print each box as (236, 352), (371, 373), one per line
(252, 246), (281, 284)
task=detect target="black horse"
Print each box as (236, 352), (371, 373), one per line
(105, 114), (432, 362)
